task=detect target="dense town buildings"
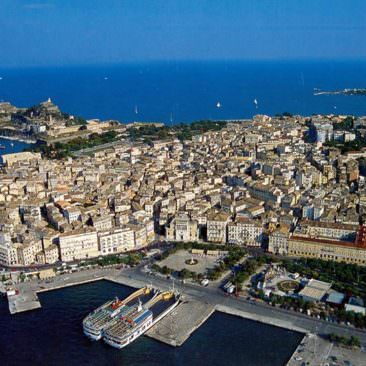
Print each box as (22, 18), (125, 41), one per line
(1, 101), (366, 266)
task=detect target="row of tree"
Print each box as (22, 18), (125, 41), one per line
(329, 333), (360, 348)
(128, 120), (227, 143)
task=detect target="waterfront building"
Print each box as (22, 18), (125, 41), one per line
(98, 228), (135, 255)
(44, 244), (60, 264)
(59, 230), (99, 262)
(16, 241), (43, 266)
(0, 232), (18, 266)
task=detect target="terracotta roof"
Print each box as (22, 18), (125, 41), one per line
(290, 235), (366, 249)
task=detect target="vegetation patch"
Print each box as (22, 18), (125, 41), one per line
(328, 333), (360, 348)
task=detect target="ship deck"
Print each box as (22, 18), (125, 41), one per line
(149, 297), (176, 320)
(103, 292), (177, 340)
(84, 287), (155, 330)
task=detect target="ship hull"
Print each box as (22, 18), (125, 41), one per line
(103, 296), (180, 349)
(83, 329), (102, 341)
(82, 287), (154, 341)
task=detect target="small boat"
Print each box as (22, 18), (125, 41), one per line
(216, 102), (222, 108)
(254, 98), (258, 108)
(10, 142), (14, 147)
(0, 145), (5, 149)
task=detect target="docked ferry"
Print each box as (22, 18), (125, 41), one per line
(82, 286), (155, 340)
(103, 290), (180, 349)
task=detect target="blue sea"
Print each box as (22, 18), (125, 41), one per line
(0, 280), (303, 366)
(0, 60), (366, 125)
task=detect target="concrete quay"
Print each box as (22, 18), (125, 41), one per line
(7, 268), (115, 314)
(215, 304), (307, 334)
(8, 288), (41, 315)
(287, 333), (366, 366)
(146, 298), (215, 346)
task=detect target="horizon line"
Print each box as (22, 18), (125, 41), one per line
(2, 57), (366, 69)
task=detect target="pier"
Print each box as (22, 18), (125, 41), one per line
(146, 298), (215, 346)
(8, 288), (41, 315)
(7, 270), (107, 315)
(286, 334), (366, 366)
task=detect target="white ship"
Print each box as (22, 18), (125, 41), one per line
(103, 290), (180, 349)
(82, 286), (155, 340)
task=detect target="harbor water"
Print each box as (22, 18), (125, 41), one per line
(0, 138), (31, 162)
(0, 280), (303, 366)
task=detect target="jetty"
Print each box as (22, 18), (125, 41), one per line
(286, 333), (366, 366)
(146, 298), (215, 346)
(7, 288), (41, 315)
(6, 270), (106, 315)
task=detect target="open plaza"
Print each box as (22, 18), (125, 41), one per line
(158, 249), (221, 275)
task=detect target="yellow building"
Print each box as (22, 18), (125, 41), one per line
(288, 235), (366, 265)
(38, 268), (56, 280)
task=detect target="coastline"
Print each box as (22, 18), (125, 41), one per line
(0, 135), (36, 144)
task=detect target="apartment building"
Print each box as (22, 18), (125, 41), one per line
(294, 220), (358, 242)
(288, 235), (366, 265)
(227, 218), (263, 247)
(59, 230), (99, 261)
(268, 226), (290, 255)
(98, 227), (135, 255)
(206, 211), (231, 243)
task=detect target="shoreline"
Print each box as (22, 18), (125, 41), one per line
(0, 135), (36, 144)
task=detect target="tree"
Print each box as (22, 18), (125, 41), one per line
(349, 335), (361, 348)
(161, 266), (171, 275)
(179, 268), (191, 279)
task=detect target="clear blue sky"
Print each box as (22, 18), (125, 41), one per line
(1, 0), (365, 66)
